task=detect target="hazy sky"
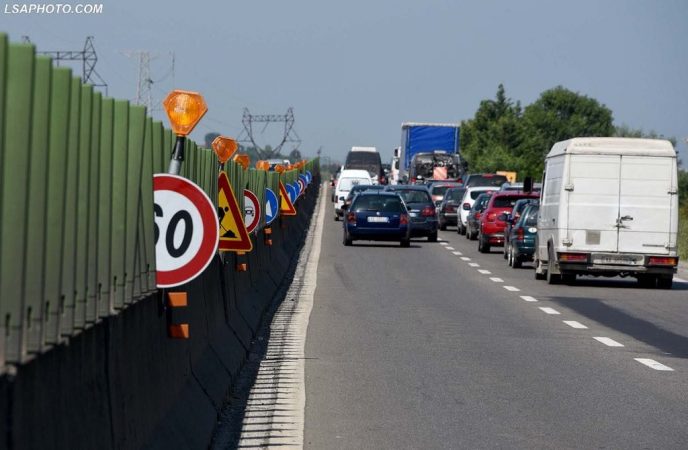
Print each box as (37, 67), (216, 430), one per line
(3, 0), (687, 165)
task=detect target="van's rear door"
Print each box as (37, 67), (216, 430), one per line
(617, 155), (675, 255)
(566, 154), (620, 252)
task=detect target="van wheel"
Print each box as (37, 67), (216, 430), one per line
(637, 275), (655, 288)
(546, 257), (560, 285)
(478, 236), (490, 253)
(657, 275), (673, 289)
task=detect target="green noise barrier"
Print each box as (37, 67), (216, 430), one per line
(0, 34), (320, 372)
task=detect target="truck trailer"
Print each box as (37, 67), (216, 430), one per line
(394, 122), (464, 184)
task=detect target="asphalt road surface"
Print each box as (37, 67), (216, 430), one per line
(303, 191), (688, 449)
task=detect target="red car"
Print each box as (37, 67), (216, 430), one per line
(478, 192), (540, 253)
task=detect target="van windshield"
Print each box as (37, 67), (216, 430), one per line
(345, 152), (382, 177)
(338, 178), (371, 191)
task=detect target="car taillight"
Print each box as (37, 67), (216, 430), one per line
(558, 253), (588, 262)
(516, 227), (524, 241)
(446, 205), (456, 213)
(400, 214), (409, 225)
(475, 212), (481, 219)
(648, 256), (678, 266)
(347, 212), (356, 224)
(487, 213), (496, 222)
(421, 206), (435, 217)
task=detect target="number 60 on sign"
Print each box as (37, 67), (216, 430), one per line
(153, 174), (219, 288)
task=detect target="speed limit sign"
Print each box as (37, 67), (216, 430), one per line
(153, 174), (219, 288)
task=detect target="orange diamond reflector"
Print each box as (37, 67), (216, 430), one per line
(234, 154), (250, 170)
(212, 136), (238, 163)
(274, 164), (285, 173)
(255, 160), (270, 171)
(163, 90), (207, 136)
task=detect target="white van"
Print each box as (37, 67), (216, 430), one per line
(333, 169), (372, 220)
(534, 137), (679, 288)
(344, 147), (382, 184)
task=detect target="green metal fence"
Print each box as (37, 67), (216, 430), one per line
(0, 34), (319, 372)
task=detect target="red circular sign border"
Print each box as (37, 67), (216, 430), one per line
(243, 188), (262, 234)
(154, 174), (219, 288)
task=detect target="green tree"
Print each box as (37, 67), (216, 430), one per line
(461, 84), (526, 175)
(519, 86), (615, 177)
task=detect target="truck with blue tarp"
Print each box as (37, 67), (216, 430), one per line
(394, 122), (465, 184)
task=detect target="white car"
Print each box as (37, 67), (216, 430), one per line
(333, 169), (372, 220)
(456, 186), (500, 235)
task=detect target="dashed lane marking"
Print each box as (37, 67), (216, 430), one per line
(563, 320), (588, 329)
(440, 242), (448, 246)
(503, 286), (520, 292)
(634, 358), (674, 371)
(489, 277), (503, 283)
(478, 270), (492, 275)
(461, 257), (471, 261)
(520, 295), (538, 302)
(452, 251), (463, 256)
(538, 307), (560, 315)
(593, 337), (624, 347)
(468, 263), (480, 267)
(445, 246), (455, 250)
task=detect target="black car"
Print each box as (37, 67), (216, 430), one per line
(437, 187), (466, 230)
(385, 185), (438, 241)
(503, 198), (539, 260)
(465, 192), (494, 240)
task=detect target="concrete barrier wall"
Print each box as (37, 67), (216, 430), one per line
(0, 178), (320, 450)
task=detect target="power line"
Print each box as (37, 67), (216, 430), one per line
(37, 36), (108, 95)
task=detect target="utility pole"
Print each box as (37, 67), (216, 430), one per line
(37, 36), (108, 94)
(237, 107), (301, 159)
(122, 50), (175, 112)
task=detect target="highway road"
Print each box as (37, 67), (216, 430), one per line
(302, 188), (688, 449)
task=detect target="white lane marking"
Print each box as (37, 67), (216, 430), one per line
(440, 242), (448, 246)
(675, 277), (687, 283)
(538, 307), (560, 315)
(452, 251), (463, 256)
(231, 182), (326, 448)
(468, 263), (480, 267)
(478, 270), (492, 275)
(520, 295), (538, 302)
(593, 337), (624, 347)
(563, 320), (588, 329)
(445, 246), (455, 251)
(634, 358), (674, 371)
(503, 286), (520, 292)
(489, 277), (503, 283)
(460, 257), (471, 261)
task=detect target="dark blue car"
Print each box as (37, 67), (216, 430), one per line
(505, 204), (539, 268)
(343, 192), (411, 247)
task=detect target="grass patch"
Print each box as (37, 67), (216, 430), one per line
(679, 205), (688, 261)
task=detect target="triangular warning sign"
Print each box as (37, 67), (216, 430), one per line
(218, 172), (253, 252)
(279, 181), (296, 216)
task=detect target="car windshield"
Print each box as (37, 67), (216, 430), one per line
(339, 178), (370, 191)
(470, 189), (492, 200)
(523, 207), (539, 226)
(353, 196), (404, 213)
(473, 194), (492, 210)
(431, 185), (460, 196)
(493, 196), (531, 208)
(394, 190), (431, 204)
(445, 188), (466, 201)
(467, 174), (508, 187)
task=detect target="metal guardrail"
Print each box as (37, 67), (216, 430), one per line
(0, 34), (319, 372)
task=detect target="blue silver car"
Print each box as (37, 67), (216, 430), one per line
(505, 204), (539, 268)
(385, 185), (439, 242)
(343, 192), (411, 247)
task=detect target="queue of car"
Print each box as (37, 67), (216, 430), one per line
(332, 137), (680, 289)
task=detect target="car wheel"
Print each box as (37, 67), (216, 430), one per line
(511, 247), (522, 268)
(439, 220), (447, 231)
(657, 275), (673, 289)
(400, 238), (410, 248)
(343, 230), (352, 246)
(503, 242), (509, 260)
(478, 235), (490, 253)
(507, 247), (513, 266)
(428, 231), (438, 242)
